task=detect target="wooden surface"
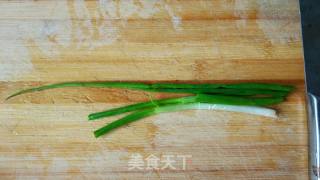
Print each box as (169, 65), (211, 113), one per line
(0, 0), (307, 179)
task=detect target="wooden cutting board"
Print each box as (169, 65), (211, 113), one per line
(0, 0), (307, 179)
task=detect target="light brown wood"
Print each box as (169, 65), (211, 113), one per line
(0, 0), (307, 179)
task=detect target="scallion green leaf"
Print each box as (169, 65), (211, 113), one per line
(6, 81), (294, 100)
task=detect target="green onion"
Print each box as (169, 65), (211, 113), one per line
(5, 82), (150, 100)
(5, 81), (294, 138)
(89, 94), (284, 121)
(144, 88), (289, 97)
(6, 81), (294, 100)
(88, 95), (197, 120)
(196, 94), (284, 106)
(221, 83), (294, 92)
(93, 102), (277, 138)
(150, 82), (294, 91)
(94, 108), (156, 138)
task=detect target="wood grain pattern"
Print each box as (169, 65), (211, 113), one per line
(0, 0), (307, 179)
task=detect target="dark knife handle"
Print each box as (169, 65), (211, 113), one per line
(308, 93), (320, 180)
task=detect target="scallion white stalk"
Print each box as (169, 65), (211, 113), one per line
(155, 103), (277, 118)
